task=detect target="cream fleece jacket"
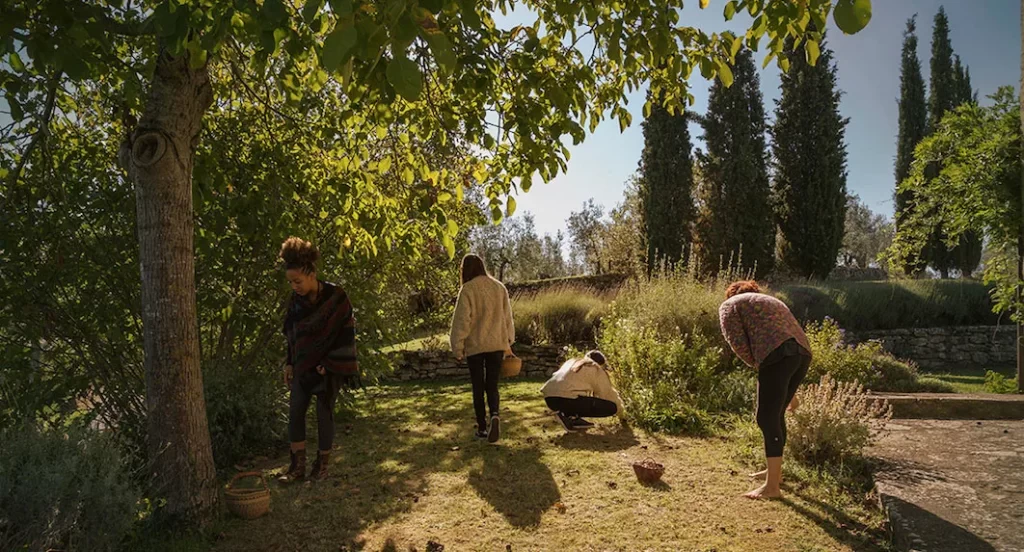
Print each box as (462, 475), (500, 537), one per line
(449, 275), (515, 359)
(540, 358), (625, 415)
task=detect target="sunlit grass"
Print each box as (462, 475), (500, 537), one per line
(157, 379), (889, 552)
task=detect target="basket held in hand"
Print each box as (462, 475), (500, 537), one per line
(224, 471), (271, 519)
(501, 353), (522, 378)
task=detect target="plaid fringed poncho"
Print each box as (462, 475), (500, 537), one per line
(284, 282), (359, 384)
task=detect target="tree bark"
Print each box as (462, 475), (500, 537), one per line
(123, 48), (217, 523)
(1018, 0), (1024, 392)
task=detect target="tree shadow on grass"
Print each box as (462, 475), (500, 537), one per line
(781, 490), (889, 552)
(467, 445), (561, 528)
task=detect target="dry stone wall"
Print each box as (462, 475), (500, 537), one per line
(386, 344), (571, 381)
(845, 326), (1016, 371)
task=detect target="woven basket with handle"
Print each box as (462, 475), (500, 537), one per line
(632, 459), (665, 484)
(224, 471), (271, 519)
(500, 354), (522, 378)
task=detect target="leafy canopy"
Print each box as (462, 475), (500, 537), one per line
(4, 0), (871, 258)
(889, 87), (1021, 319)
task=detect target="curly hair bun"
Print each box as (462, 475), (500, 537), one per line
(725, 280), (761, 299)
(279, 237), (320, 272)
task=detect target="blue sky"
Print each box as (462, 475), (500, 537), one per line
(501, 1), (1022, 239)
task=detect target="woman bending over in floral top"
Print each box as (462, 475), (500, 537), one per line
(718, 280), (812, 499)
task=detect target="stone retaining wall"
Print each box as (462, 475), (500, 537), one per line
(846, 325), (1017, 371)
(387, 344), (571, 381)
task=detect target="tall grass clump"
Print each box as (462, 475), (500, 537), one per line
(512, 288), (609, 345)
(0, 423), (141, 552)
(606, 261), (748, 355)
(601, 318), (754, 434)
(598, 262), (756, 433)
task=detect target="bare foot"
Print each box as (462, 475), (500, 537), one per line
(748, 469), (767, 480)
(743, 484), (782, 500)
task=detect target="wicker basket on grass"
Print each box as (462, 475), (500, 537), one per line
(224, 471), (270, 519)
(632, 459), (665, 484)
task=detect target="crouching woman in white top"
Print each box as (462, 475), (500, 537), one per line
(540, 350), (625, 432)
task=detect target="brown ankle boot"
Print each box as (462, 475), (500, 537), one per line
(309, 451), (330, 481)
(278, 449), (306, 483)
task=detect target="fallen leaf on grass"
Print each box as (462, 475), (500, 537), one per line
(554, 501), (567, 514)
(566, 469), (580, 477)
(450, 446), (460, 451)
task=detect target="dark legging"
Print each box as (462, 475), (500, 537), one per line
(468, 351), (503, 432)
(756, 340), (811, 458)
(288, 374), (338, 450)
(545, 396), (618, 418)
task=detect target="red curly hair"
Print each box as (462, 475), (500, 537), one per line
(725, 280), (761, 299)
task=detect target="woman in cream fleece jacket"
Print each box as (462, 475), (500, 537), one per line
(450, 254), (515, 443)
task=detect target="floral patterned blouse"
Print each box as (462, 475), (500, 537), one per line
(718, 292), (811, 369)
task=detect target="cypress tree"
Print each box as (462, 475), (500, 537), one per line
(694, 49), (774, 277)
(924, 7), (982, 277)
(771, 34), (849, 279)
(894, 15), (928, 274)
(950, 54), (983, 275)
(638, 89), (696, 270)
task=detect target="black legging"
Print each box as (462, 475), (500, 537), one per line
(468, 351), (503, 432)
(288, 373), (338, 450)
(545, 396), (618, 418)
(756, 340), (811, 458)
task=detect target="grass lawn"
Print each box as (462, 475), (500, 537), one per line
(379, 332), (447, 353)
(164, 380), (889, 552)
(917, 365), (1017, 394)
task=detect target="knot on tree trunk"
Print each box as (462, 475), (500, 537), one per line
(132, 131), (168, 168)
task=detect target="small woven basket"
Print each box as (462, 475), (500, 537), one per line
(632, 459), (665, 484)
(224, 471), (271, 520)
(500, 354), (522, 378)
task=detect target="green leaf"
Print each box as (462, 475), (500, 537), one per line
(731, 35), (743, 59)
(329, 0), (353, 17)
(262, 0), (288, 23)
(5, 94), (21, 121)
(442, 233), (456, 259)
(447, 219), (459, 236)
(723, 1), (737, 20)
(8, 52), (24, 72)
(506, 196), (517, 217)
(378, 156), (392, 174)
(716, 60), (733, 87)
(322, 22), (357, 72)
(386, 56), (423, 101)
(458, 0), (481, 29)
(424, 31), (458, 75)
(402, 166), (414, 184)
(833, 0), (871, 35)
(699, 0), (709, 8)
(302, 0), (323, 23)
(804, 39), (820, 66)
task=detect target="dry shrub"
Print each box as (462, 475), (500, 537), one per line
(788, 375), (892, 466)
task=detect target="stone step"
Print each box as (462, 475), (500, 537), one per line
(870, 392), (1024, 420)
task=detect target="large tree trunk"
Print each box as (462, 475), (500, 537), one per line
(1018, 0), (1024, 393)
(123, 48), (217, 523)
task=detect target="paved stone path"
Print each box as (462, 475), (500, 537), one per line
(871, 419), (1024, 552)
